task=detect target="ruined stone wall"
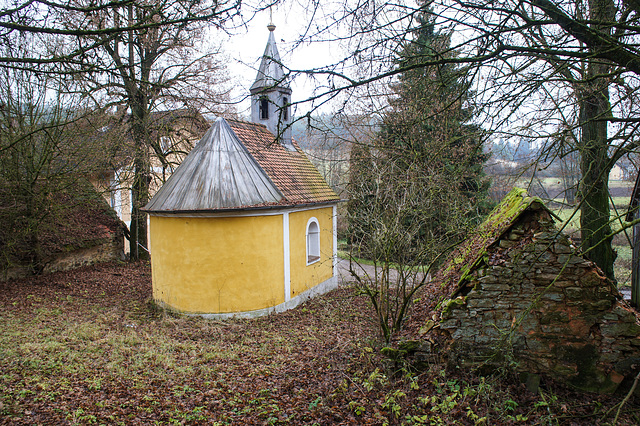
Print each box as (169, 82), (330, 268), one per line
(43, 233), (125, 274)
(2, 232), (124, 281)
(440, 213), (640, 393)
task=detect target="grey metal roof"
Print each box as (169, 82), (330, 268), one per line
(250, 26), (290, 93)
(144, 118), (283, 212)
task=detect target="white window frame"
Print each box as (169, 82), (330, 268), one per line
(160, 136), (171, 152)
(306, 217), (321, 265)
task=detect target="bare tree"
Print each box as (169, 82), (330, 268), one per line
(0, 0), (241, 69)
(53, 0), (239, 260)
(0, 39), (118, 274)
(348, 146), (453, 343)
(283, 0), (640, 282)
(0, 0), (245, 260)
(342, 7), (493, 342)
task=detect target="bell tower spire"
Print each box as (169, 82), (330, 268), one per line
(250, 22), (293, 149)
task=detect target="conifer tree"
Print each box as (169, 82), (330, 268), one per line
(348, 6), (491, 263)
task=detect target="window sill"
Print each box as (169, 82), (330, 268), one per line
(307, 255), (320, 265)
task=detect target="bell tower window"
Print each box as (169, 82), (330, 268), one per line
(259, 97), (269, 120)
(283, 97), (289, 120)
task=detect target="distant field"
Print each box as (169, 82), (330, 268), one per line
(512, 177), (634, 205)
(551, 204), (633, 287)
(498, 177), (634, 286)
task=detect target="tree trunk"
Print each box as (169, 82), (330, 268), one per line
(579, 97), (615, 280)
(130, 156), (150, 261)
(129, 106), (151, 261)
(25, 183), (42, 274)
(578, 0), (616, 281)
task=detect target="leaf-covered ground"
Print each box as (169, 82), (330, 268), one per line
(1, 261), (639, 425)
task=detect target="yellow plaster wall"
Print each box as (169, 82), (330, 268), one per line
(289, 207), (334, 298)
(149, 214), (284, 313)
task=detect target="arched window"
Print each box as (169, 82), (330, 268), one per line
(282, 96), (289, 120)
(306, 218), (320, 264)
(259, 97), (269, 120)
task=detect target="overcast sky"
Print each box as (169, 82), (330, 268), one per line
(223, 3), (340, 118)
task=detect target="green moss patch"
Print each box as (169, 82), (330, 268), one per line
(437, 188), (552, 296)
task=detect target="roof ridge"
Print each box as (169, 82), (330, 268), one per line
(226, 118), (269, 128)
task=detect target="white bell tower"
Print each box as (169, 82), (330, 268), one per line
(250, 23), (294, 149)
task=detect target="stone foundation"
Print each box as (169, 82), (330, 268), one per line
(2, 233), (124, 281)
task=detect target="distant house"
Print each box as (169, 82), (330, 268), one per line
(610, 164), (626, 181)
(142, 24), (340, 317)
(90, 109), (209, 253)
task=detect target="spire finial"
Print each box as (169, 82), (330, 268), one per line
(267, 7), (275, 32)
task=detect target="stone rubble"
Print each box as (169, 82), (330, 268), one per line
(437, 192), (640, 393)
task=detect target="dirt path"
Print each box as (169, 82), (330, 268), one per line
(336, 258), (428, 286)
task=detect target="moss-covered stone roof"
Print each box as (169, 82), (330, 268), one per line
(438, 187), (554, 294)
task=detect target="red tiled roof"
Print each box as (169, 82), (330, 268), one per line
(228, 120), (339, 205)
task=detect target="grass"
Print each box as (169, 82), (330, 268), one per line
(611, 196), (632, 208)
(1, 289), (353, 423)
(615, 245), (633, 287)
(551, 207), (581, 233)
(1, 262), (639, 424)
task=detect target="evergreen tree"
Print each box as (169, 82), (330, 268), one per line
(383, 8), (490, 202)
(348, 6), (491, 264)
(345, 6), (493, 341)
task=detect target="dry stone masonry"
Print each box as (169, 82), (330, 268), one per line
(42, 232), (124, 275)
(435, 188), (640, 393)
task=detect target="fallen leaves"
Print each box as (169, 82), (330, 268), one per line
(0, 261), (638, 425)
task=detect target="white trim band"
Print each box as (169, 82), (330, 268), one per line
(147, 203), (338, 218)
(283, 212), (291, 302)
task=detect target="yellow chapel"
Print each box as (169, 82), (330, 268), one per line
(143, 24), (340, 318)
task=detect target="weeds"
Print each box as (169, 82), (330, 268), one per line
(0, 262), (637, 424)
